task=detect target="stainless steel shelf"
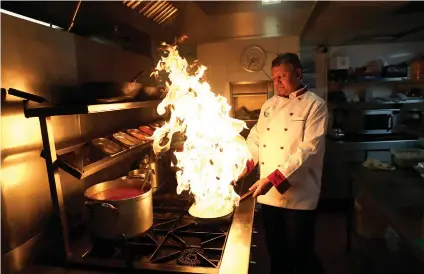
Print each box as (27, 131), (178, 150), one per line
(41, 140), (152, 180)
(329, 77), (424, 86)
(23, 100), (161, 118)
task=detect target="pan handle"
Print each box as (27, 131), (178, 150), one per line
(85, 201), (119, 216)
(240, 189), (255, 201)
(7, 88), (48, 103)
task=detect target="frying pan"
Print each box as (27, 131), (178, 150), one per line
(189, 188), (255, 225)
(79, 70), (146, 103)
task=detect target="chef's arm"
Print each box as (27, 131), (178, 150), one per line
(267, 102), (328, 194)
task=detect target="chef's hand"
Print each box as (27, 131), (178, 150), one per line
(249, 178), (272, 198)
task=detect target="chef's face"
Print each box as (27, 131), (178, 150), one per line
(271, 63), (302, 97)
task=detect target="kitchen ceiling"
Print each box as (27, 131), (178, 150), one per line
(2, 1), (424, 50)
(301, 1), (424, 46)
(0, 1), (184, 45)
(181, 1), (315, 43)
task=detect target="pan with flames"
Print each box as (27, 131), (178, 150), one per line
(149, 37), (252, 221)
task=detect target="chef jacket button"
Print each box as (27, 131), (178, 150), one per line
(261, 162), (265, 165)
(289, 113), (293, 116)
(278, 165), (281, 167)
(284, 128), (288, 131)
(263, 144), (266, 148)
(280, 146), (284, 149)
(267, 128), (270, 131)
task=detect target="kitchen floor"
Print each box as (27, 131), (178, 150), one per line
(250, 208), (367, 274)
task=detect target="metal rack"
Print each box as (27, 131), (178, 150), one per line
(7, 88), (161, 262)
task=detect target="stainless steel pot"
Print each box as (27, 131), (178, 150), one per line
(84, 177), (153, 240)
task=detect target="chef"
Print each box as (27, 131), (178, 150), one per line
(239, 53), (328, 274)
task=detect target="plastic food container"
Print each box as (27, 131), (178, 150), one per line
(391, 149), (424, 169)
(92, 138), (124, 156)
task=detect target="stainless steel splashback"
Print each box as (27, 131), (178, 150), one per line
(1, 14), (160, 274)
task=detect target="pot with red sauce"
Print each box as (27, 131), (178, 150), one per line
(84, 176), (153, 240)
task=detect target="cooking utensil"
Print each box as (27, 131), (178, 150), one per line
(240, 188), (255, 201)
(189, 187), (257, 225)
(190, 204), (234, 225)
(84, 176), (153, 240)
(141, 169), (151, 191)
(80, 81), (143, 104)
(138, 86), (167, 100)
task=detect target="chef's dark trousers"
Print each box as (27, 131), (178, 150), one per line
(261, 204), (323, 274)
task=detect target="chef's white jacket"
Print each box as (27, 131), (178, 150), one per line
(246, 86), (328, 210)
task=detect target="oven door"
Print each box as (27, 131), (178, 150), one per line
(341, 109), (399, 135)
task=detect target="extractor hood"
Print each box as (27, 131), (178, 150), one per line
(122, 0), (179, 26)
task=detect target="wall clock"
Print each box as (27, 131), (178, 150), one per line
(240, 45), (267, 72)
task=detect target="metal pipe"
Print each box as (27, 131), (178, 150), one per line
(126, 0), (136, 7)
(131, 0), (143, 9)
(145, 1), (163, 18)
(153, 4), (172, 23)
(152, 3), (170, 22)
(139, 1), (155, 14)
(157, 7), (177, 25)
(147, 1), (167, 19)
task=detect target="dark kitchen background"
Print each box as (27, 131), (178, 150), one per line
(2, 1), (424, 274)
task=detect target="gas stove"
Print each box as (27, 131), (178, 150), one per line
(66, 194), (238, 274)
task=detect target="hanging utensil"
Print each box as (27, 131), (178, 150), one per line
(131, 70), (145, 84)
(141, 169), (152, 192)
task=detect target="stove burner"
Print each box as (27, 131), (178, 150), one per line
(82, 195), (229, 271)
(178, 248), (204, 266)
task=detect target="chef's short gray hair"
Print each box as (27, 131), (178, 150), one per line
(271, 53), (302, 70)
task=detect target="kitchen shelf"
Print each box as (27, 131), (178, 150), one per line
(42, 139), (152, 180)
(395, 125), (424, 138)
(23, 100), (161, 118)
(329, 77), (424, 86)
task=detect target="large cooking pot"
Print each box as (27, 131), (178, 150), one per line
(84, 176), (153, 240)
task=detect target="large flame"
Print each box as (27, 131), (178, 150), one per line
(151, 40), (252, 214)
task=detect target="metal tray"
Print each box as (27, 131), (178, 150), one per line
(138, 125), (155, 136)
(92, 138), (125, 156)
(112, 132), (139, 148)
(126, 129), (151, 142)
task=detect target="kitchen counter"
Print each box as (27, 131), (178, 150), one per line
(219, 172), (256, 274)
(349, 166), (424, 265)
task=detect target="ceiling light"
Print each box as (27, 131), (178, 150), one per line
(0, 9), (62, 29)
(262, 0), (282, 5)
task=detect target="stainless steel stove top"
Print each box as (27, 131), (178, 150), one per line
(66, 194), (235, 273)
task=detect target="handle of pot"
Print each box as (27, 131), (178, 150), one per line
(7, 88), (48, 103)
(85, 201), (119, 216)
